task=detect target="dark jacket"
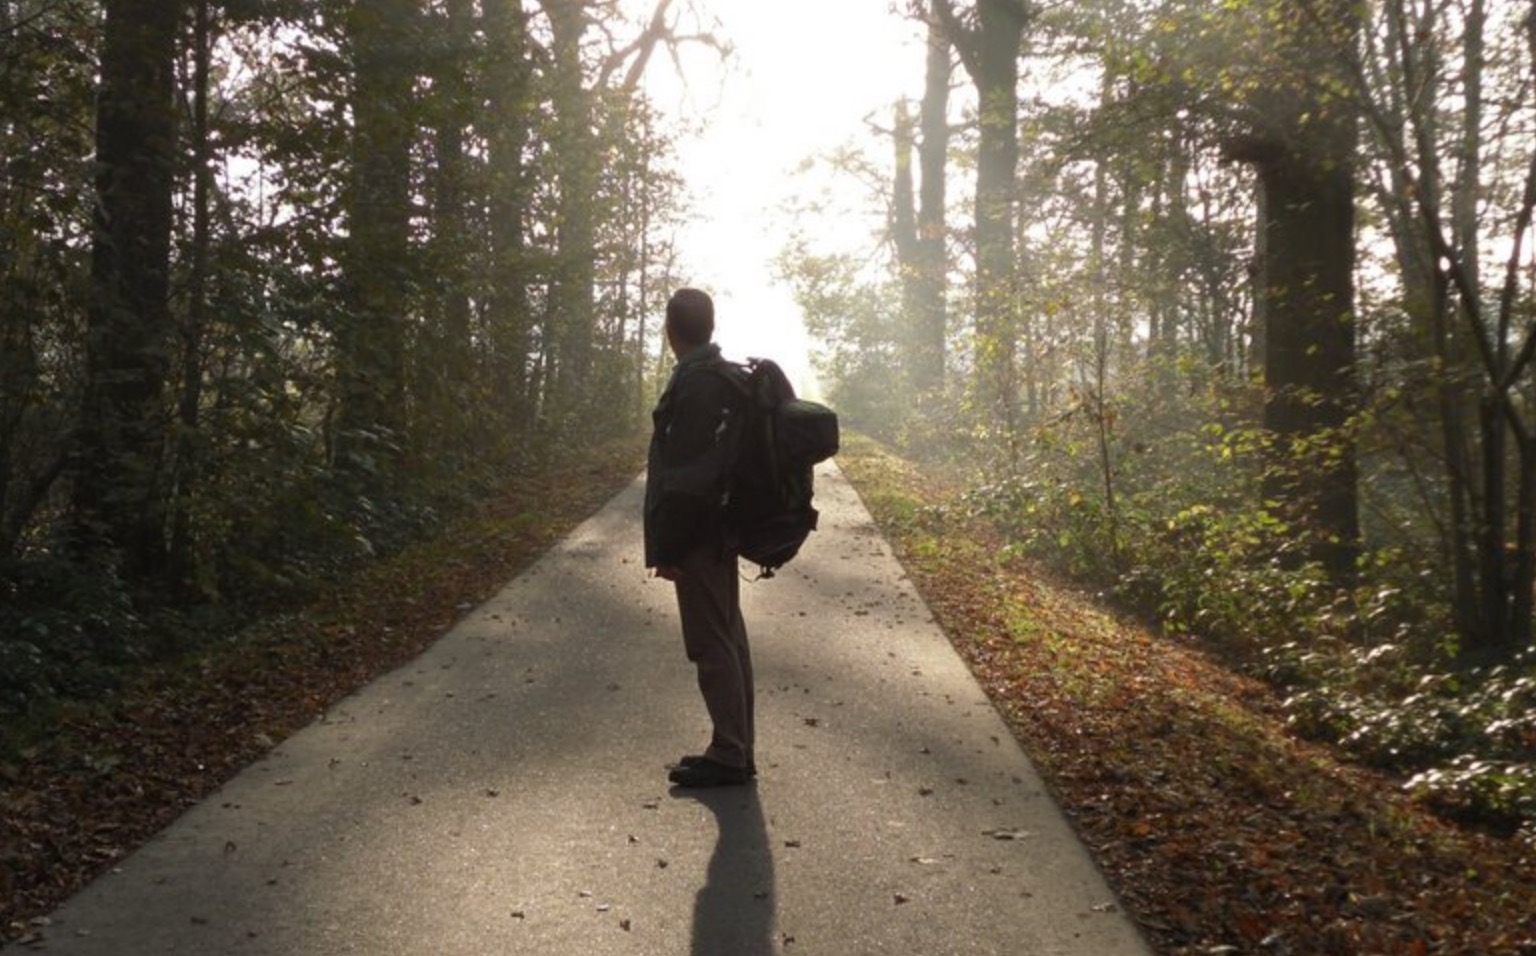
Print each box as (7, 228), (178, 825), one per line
(644, 343), (745, 567)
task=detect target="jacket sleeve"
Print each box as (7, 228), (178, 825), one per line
(649, 369), (741, 564)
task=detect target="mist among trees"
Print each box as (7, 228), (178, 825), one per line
(2, 0), (1534, 838)
(780, 0), (1536, 832)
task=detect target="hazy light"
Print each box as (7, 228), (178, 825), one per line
(640, 1), (925, 396)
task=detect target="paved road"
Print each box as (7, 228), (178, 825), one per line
(18, 464), (1150, 955)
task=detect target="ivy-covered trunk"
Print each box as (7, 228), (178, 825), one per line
(1230, 0), (1361, 581)
(74, 0), (183, 578)
(1256, 149), (1360, 578)
(335, 0), (416, 478)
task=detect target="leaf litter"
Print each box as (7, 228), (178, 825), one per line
(0, 440), (647, 941)
(838, 436), (1536, 956)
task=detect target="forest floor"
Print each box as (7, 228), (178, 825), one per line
(4, 433), (1535, 953)
(836, 434), (1536, 956)
(1, 438), (650, 945)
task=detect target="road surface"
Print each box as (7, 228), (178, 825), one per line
(18, 463), (1150, 956)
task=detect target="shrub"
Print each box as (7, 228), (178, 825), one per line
(0, 553), (145, 737)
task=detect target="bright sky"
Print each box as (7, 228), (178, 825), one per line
(640, 2), (926, 394)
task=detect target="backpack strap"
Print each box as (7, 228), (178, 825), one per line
(696, 357), (752, 397)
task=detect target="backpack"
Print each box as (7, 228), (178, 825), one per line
(713, 358), (840, 578)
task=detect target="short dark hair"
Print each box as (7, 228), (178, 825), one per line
(665, 288), (714, 348)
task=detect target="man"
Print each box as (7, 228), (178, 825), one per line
(644, 288), (755, 788)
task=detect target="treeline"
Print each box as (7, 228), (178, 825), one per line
(1, 1), (693, 721)
(788, 0), (1536, 832)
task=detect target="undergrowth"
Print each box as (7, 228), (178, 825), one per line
(837, 431), (1536, 954)
(0, 436), (631, 760)
(944, 402), (1536, 839)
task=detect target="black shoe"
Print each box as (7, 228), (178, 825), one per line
(668, 757), (751, 788)
(676, 753), (757, 777)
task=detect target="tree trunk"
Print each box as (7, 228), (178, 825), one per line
(1232, 0), (1361, 579)
(1090, 119), (1121, 569)
(168, 0), (213, 587)
(895, 50), (951, 402)
(1512, 434), (1536, 649)
(74, 0), (183, 577)
(335, 0), (416, 476)
(913, 3), (951, 395)
(893, 98), (921, 376)
(973, 0), (1024, 457)
(938, 0), (1028, 463)
(482, 0), (535, 429)
(544, 0), (599, 426)
(1256, 149), (1360, 577)
(1372, 0), (1481, 636)
(1157, 135), (1190, 373)
(418, 0), (473, 461)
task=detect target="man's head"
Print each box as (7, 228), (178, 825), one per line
(665, 288), (715, 354)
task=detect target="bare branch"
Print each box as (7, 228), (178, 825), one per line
(602, 0), (673, 90)
(1328, 0), (1501, 378)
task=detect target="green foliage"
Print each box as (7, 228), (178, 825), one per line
(1407, 758), (1536, 836)
(0, 554), (146, 735)
(960, 472), (1119, 579)
(776, 245), (924, 446)
(0, 0), (682, 751)
(1276, 646), (1536, 835)
(947, 367), (1536, 832)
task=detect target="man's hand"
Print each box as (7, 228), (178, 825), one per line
(653, 565), (682, 582)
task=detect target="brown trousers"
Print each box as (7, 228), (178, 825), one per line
(674, 542), (754, 769)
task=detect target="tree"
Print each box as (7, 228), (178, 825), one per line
(1358, 0), (1536, 651)
(413, 0), (476, 465)
(934, 0), (1031, 462)
(334, 0), (417, 477)
(540, 0), (600, 426)
(0, 1), (96, 557)
(778, 242), (909, 442)
(1225, 0), (1362, 579)
(537, 0), (677, 431)
(0, 0), (700, 705)
(73, 0), (184, 577)
(482, 0), (537, 431)
(896, 0), (952, 398)
(167, 0), (216, 583)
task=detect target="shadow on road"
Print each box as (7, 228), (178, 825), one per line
(672, 785), (776, 956)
